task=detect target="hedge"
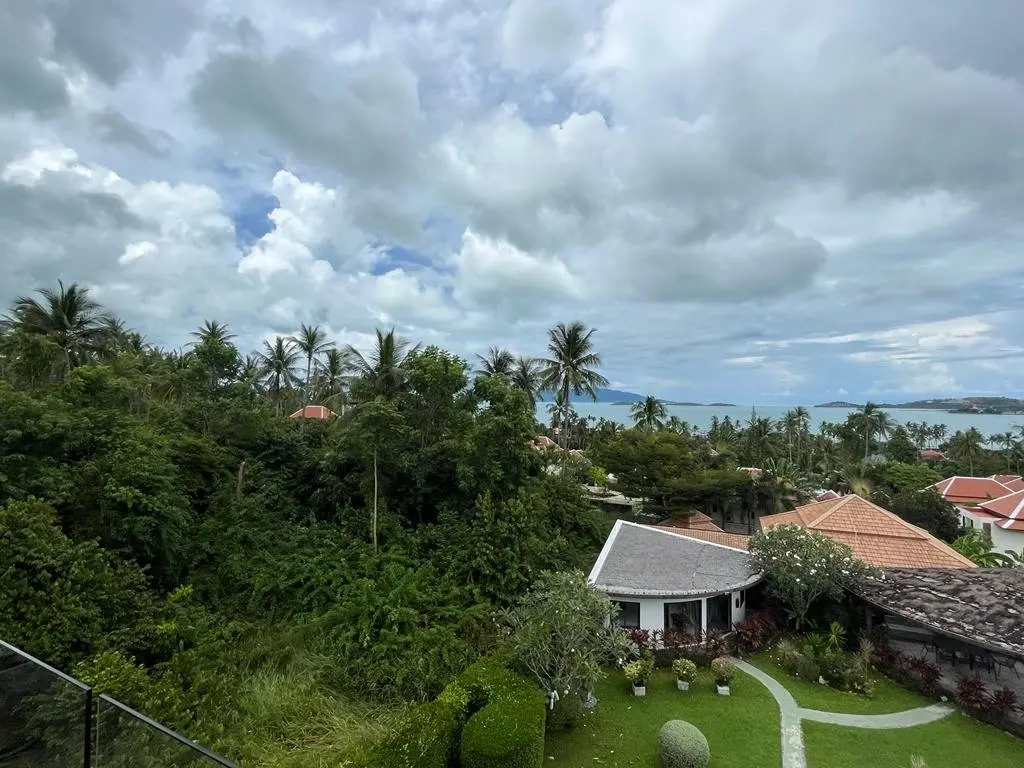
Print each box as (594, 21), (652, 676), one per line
(459, 664), (545, 768)
(659, 720), (710, 768)
(346, 654), (545, 768)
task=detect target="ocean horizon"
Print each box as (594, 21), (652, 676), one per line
(534, 402), (1024, 437)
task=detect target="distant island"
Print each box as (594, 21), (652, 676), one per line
(816, 397), (1024, 414)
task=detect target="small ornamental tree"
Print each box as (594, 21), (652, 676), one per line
(503, 571), (635, 715)
(748, 525), (878, 629)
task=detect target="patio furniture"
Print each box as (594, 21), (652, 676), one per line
(993, 655), (1021, 680)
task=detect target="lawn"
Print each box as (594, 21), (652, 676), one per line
(544, 668), (781, 768)
(803, 715), (1024, 768)
(746, 653), (930, 714)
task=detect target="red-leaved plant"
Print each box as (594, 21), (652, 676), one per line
(955, 676), (988, 713)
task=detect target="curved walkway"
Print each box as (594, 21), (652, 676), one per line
(732, 658), (954, 768)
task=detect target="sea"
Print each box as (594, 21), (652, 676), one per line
(533, 403), (1024, 437)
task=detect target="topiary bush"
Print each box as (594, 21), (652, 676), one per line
(659, 720), (710, 768)
(459, 657), (545, 768)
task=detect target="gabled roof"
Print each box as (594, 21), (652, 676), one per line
(656, 511), (723, 532)
(760, 495), (975, 569)
(288, 405), (334, 420)
(919, 449), (945, 460)
(588, 520), (759, 598)
(652, 526), (750, 551)
(813, 490), (842, 502)
(927, 476), (1012, 504)
(993, 475), (1024, 492)
(853, 568), (1024, 661)
(978, 489), (1024, 530)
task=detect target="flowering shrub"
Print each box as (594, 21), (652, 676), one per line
(624, 653), (655, 686)
(749, 525), (879, 628)
(672, 658), (698, 683)
(710, 657), (734, 685)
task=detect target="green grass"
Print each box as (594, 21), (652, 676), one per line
(747, 654), (930, 714)
(803, 715), (1024, 768)
(544, 668), (781, 768)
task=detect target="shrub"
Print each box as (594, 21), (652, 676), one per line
(658, 720), (711, 768)
(985, 687), (1020, 722)
(349, 695), (464, 768)
(626, 627), (652, 651)
(795, 655), (821, 683)
(672, 658), (697, 683)
(772, 638), (802, 675)
(624, 653), (655, 686)
(710, 657), (734, 685)
(732, 610), (781, 655)
(459, 664), (545, 768)
(955, 676), (987, 713)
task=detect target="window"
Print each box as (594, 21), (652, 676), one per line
(707, 593), (732, 633)
(983, 522), (992, 540)
(664, 601), (702, 637)
(615, 601), (640, 628)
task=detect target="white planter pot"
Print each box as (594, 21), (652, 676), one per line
(676, 679), (690, 691)
(632, 684), (646, 697)
(716, 684), (731, 695)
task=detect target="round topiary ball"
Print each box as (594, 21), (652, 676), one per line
(659, 719), (711, 768)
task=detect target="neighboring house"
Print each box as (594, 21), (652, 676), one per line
(919, 449), (945, 462)
(288, 405), (334, 420)
(963, 490), (1024, 551)
(760, 495), (975, 569)
(990, 474), (1024, 492)
(927, 476), (1013, 506)
(813, 490), (842, 502)
(736, 466), (763, 480)
(588, 520), (760, 636)
(653, 526), (751, 551)
(532, 435), (559, 450)
(656, 511), (723, 532)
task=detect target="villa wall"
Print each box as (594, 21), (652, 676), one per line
(609, 589), (748, 635)
(960, 509), (1024, 552)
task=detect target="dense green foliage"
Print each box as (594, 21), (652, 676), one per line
(658, 720), (711, 768)
(0, 282), (611, 764)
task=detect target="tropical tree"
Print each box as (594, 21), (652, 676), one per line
(759, 458), (809, 512)
(858, 402), (893, 460)
(947, 428), (984, 474)
(475, 346), (515, 379)
(989, 431), (1017, 471)
(3, 281), (113, 377)
(509, 355), (543, 408)
(191, 320), (235, 346)
(291, 324), (334, 406)
(313, 348), (351, 411)
(630, 395), (667, 432)
(951, 529), (1013, 566)
(346, 328), (419, 401)
(257, 336), (301, 415)
(540, 322), (608, 449)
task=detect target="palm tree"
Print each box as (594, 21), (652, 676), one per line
(291, 324), (334, 405)
(760, 458), (809, 512)
(191, 320), (235, 346)
(540, 322), (608, 449)
(3, 280), (113, 376)
(258, 336), (301, 415)
(509, 355), (543, 408)
(665, 415), (691, 435)
(345, 328), (419, 401)
(990, 431), (1017, 471)
(858, 402), (893, 460)
(630, 395), (667, 432)
(948, 428), (984, 474)
(841, 463), (874, 498)
(475, 346), (515, 379)
(313, 348), (352, 411)
(238, 353), (264, 394)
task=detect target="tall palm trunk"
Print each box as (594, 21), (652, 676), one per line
(372, 446), (379, 552)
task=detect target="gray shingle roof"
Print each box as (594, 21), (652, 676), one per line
(854, 568), (1024, 661)
(588, 520), (760, 597)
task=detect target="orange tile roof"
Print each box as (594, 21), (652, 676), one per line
(656, 512), (723, 532)
(651, 526), (750, 551)
(288, 404), (335, 420)
(990, 474), (1022, 486)
(1002, 477), (1024, 492)
(928, 476), (1012, 504)
(978, 489), (1024, 521)
(760, 495), (975, 569)
(813, 490), (842, 502)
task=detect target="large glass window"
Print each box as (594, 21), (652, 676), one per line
(664, 600), (702, 637)
(707, 593), (732, 633)
(615, 601), (640, 628)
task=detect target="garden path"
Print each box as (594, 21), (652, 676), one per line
(732, 658), (954, 768)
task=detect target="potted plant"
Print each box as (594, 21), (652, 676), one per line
(711, 656), (735, 695)
(624, 654), (654, 696)
(672, 658), (697, 692)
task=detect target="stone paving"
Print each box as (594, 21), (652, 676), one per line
(732, 658), (954, 768)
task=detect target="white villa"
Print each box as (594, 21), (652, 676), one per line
(587, 520), (760, 636)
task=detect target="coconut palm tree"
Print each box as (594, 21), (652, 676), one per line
(948, 427), (985, 474)
(858, 402), (893, 460)
(840, 463), (874, 498)
(3, 280), (113, 376)
(191, 320), (235, 346)
(291, 324), (334, 405)
(990, 431), (1017, 471)
(475, 346), (515, 379)
(345, 328), (419, 401)
(630, 395), (667, 432)
(540, 322), (608, 449)
(238, 353), (264, 394)
(313, 348), (352, 411)
(760, 458), (809, 512)
(258, 336), (302, 415)
(509, 355), (543, 408)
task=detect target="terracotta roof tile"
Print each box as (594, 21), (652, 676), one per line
(813, 490), (842, 502)
(928, 476), (1012, 504)
(656, 512), (724, 532)
(288, 405), (334, 420)
(1003, 477), (1024, 493)
(652, 526), (750, 550)
(978, 489), (1024, 521)
(761, 495), (975, 569)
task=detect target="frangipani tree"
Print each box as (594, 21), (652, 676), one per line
(749, 525), (879, 628)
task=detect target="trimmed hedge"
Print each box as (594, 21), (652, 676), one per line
(347, 654), (545, 768)
(659, 720), (710, 768)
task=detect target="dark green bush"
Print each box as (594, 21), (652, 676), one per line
(349, 694), (466, 768)
(459, 657), (545, 768)
(659, 720), (710, 768)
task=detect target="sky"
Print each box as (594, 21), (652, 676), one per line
(2, 0), (1024, 404)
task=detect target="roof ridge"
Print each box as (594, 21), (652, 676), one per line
(805, 494), (854, 526)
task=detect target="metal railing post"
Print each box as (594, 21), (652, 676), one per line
(83, 686), (93, 768)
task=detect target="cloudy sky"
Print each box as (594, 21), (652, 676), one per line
(3, 0), (1024, 404)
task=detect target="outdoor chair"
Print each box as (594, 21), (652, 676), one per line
(993, 655), (1021, 680)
